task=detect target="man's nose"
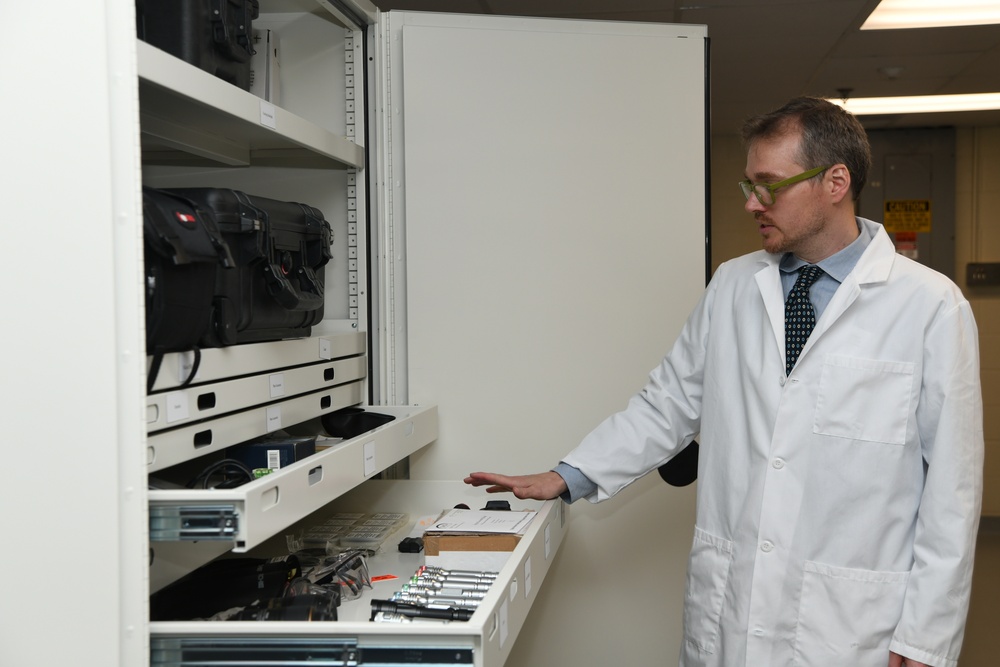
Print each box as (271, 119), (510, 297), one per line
(745, 194), (766, 214)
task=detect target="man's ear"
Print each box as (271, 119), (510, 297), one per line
(827, 164), (852, 203)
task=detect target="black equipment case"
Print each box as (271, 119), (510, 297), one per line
(136, 0), (260, 90)
(143, 187), (234, 356)
(143, 187), (235, 392)
(163, 188), (333, 348)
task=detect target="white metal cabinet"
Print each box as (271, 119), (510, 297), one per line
(3, 3), (706, 667)
(138, 2), (570, 665)
(137, 0), (421, 595)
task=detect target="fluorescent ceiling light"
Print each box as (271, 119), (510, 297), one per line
(862, 0), (1000, 29)
(829, 93), (1000, 115)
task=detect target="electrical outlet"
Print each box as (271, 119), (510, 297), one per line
(966, 263), (1000, 286)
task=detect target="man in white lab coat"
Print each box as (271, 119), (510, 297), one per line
(465, 97), (983, 667)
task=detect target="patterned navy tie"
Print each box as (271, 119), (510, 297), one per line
(785, 265), (823, 375)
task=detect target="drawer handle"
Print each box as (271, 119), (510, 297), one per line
(197, 392), (216, 410)
(260, 486), (279, 511)
(308, 465), (323, 485)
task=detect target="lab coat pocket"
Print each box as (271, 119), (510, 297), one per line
(683, 527), (734, 654)
(813, 355), (914, 445)
(793, 561), (909, 667)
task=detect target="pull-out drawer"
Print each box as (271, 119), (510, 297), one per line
(149, 405), (438, 560)
(150, 479), (568, 667)
(147, 382), (365, 471)
(146, 332), (366, 393)
(146, 332), (370, 472)
(147, 356), (366, 433)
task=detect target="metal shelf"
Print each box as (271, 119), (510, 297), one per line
(137, 40), (364, 170)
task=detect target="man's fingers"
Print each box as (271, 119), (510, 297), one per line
(465, 472), (509, 486)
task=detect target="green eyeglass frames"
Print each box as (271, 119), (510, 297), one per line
(738, 165), (832, 206)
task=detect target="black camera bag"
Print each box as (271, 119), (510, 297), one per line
(143, 187), (234, 391)
(162, 188), (332, 348)
(136, 0), (260, 90)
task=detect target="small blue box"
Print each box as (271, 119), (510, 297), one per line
(226, 435), (317, 472)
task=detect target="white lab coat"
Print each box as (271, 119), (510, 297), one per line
(562, 219), (983, 667)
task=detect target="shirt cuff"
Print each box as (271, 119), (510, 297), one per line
(553, 462), (597, 503)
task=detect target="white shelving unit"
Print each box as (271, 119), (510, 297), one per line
(134, 2), (565, 666)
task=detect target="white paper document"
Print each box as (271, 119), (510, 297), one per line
(430, 509), (535, 534)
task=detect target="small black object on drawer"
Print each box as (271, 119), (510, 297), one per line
(321, 407), (397, 439)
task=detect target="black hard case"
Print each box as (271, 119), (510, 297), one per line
(136, 0), (260, 90)
(163, 188), (332, 347)
(143, 187), (234, 355)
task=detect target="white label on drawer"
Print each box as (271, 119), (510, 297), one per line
(363, 441), (376, 476)
(165, 391), (189, 424)
(269, 373), (285, 398)
(266, 406), (282, 431)
(319, 338), (332, 360)
(499, 598), (510, 648)
(524, 557), (533, 598)
(544, 523), (552, 559)
(259, 100), (277, 128)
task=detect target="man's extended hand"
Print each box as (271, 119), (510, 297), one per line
(463, 471), (567, 501)
(889, 651), (930, 667)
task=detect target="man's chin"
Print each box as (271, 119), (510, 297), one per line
(761, 238), (785, 255)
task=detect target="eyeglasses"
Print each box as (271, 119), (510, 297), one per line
(738, 165), (832, 206)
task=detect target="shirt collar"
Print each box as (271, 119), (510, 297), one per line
(779, 218), (874, 283)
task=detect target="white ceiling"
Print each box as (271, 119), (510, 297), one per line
(370, 0), (1000, 134)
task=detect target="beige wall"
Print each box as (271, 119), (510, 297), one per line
(709, 134), (756, 274)
(710, 127), (1000, 666)
(956, 127), (1000, 667)
(957, 128), (1000, 517)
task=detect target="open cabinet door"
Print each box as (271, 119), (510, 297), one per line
(376, 12), (708, 666)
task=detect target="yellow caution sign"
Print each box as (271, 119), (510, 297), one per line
(883, 199), (931, 233)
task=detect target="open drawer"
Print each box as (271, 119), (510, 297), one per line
(148, 405), (438, 557)
(149, 480), (568, 667)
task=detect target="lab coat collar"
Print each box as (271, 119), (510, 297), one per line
(848, 218), (895, 286)
(753, 218), (894, 282)
(752, 217), (895, 370)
